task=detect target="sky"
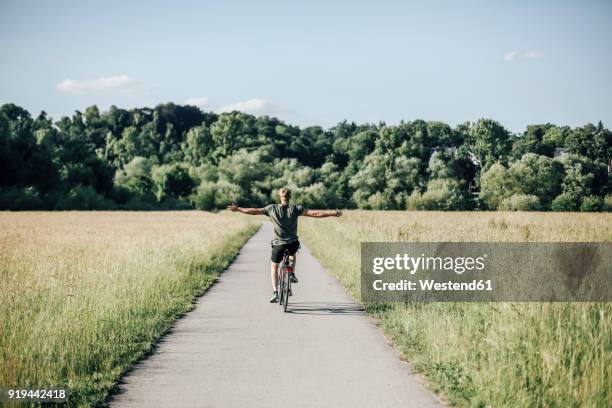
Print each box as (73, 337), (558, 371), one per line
(1, 0), (611, 132)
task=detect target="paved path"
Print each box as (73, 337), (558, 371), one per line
(110, 223), (442, 407)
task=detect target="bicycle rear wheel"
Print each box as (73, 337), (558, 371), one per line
(278, 262), (285, 306)
(283, 279), (290, 312)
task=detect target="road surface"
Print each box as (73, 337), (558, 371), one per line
(109, 223), (442, 407)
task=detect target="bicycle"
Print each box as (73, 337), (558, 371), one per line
(277, 250), (294, 312)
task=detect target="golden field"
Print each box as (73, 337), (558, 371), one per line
(300, 211), (612, 407)
(0, 211), (259, 406)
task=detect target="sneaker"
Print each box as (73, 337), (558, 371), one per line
(289, 272), (298, 283)
(269, 292), (278, 303)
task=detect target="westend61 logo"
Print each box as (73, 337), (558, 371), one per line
(361, 242), (612, 302)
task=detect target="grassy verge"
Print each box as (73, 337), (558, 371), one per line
(0, 211), (259, 407)
(300, 211), (611, 407)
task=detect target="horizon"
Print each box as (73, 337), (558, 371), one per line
(1, 0), (611, 133)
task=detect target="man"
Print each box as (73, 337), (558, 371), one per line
(227, 187), (342, 302)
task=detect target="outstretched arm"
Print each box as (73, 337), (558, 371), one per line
(302, 209), (343, 218)
(226, 203), (265, 215)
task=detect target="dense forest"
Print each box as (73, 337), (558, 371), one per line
(0, 103), (610, 211)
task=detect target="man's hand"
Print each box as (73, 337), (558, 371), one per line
(335, 209), (343, 217)
(227, 203), (239, 212)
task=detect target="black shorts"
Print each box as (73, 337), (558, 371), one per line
(271, 240), (300, 263)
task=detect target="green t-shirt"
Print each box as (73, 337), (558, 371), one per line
(263, 203), (305, 245)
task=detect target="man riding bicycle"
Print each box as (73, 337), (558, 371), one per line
(227, 187), (343, 303)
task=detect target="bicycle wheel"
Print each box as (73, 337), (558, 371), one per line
(278, 263), (285, 306)
(283, 279), (290, 312)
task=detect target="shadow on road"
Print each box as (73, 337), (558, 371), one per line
(285, 301), (365, 315)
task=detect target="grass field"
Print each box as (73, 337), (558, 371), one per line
(0, 211), (259, 407)
(300, 211), (611, 407)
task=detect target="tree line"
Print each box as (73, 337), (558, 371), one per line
(1, 103), (610, 211)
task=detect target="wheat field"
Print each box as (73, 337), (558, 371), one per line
(0, 211), (259, 406)
(300, 211), (612, 407)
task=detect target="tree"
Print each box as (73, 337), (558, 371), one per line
(407, 178), (472, 210)
(181, 125), (213, 166)
(512, 124), (556, 158)
(349, 153), (387, 208)
(565, 123), (609, 164)
(152, 163), (195, 201)
(479, 162), (512, 210)
(507, 153), (563, 208)
(210, 112), (256, 160)
(464, 119), (512, 170)
(554, 154), (608, 210)
(114, 156), (154, 198)
(1, 102), (611, 212)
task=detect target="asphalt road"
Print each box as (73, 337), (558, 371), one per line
(109, 222), (442, 407)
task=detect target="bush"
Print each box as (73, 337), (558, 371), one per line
(603, 195), (612, 212)
(407, 179), (472, 211)
(191, 181), (217, 210)
(407, 189), (448, 210)
(479, 163), (512, 210)
(580, 195), (603, 212)
(120, 196), (157, 211)
(114, 156), (153, 195)
(212, 180), (242, 208)
(152, 163), (195, 201)
(55, 185), (115, 210)
(292, 182), (341, 209)
(500, 194), (541, 211)
(0, 186), (46, 210)
(367, 192), (389, 210)
(191, 180), (242, 210)
(551, 193), (579, 212)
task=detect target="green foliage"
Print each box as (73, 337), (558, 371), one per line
(151, 163), (195, 201)
(580, 195), (603, 212)
(500, 194), (542, 211)
(181, 125), (213, 165)
(551, 193), (578, 212)
(0, 186), (46, 210)
(464, 119), (512, 169)
(555, 155), (608, 210)
(192, 180), (242, 210)
(507, 154), (563, 207)
(565, 122), (610, 165)
(407, 178), (472, 211)
(0, 103), (609, 211)
(602, 195), (612, 212)
(55, 185), (115, 210)
(479, 163), (512, 210)
(114, 156), (154, 198)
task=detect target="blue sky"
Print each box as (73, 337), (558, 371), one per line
(1, 0), (611, 132)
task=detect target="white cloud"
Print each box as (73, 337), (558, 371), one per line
(523, 50), (543, 59)
(56, 75), (140, 93)
(184, 96), (210, 107)
(503, 50), (544, 62)
(503, 51), (517, 62)
(219, 98), (287, 116)
(182, 97), (293, 118)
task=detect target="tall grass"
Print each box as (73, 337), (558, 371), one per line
(0, 211), (259, 407)
(300, 211), (611, 407)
